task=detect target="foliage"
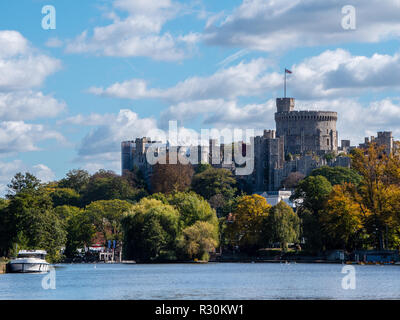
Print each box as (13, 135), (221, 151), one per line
(58, 169), (90, 194)
(6, 172), (41, 199)
(226, 194), (271, 252)
(291, 175), (333, 215)
(85, 199), (133, 242)
(350, 144), (400, 249)
(55, 206), (95, 258)
(49, 188), (81, 207)
(151, 162), (194, 194)
(81, 170), (145, 205)
(167, 192), (218, 231)
(5, 185), (66, 262)
(264, 201), (300, 251)
(177, 221), (219, 261)
(191, 168), (237, 201)
(320, 184), (368, 251)
(291, 175), (332, 252)
(122, 198), (180, 261)
(310, 166), (362, 186)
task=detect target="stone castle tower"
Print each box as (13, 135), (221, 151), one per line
(274, 98), (338, 155)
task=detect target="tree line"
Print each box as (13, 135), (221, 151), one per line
(0, 143), (399, 262)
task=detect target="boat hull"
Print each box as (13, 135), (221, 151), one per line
(8, 262), (49, 273)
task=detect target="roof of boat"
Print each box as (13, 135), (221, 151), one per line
(18, 250), (47, 255)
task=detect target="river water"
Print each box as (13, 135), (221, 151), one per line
(0, 263), (399, 299)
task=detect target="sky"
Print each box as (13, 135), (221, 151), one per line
(1, 0), (400, 194)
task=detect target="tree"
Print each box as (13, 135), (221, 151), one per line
(122, 167), (148, 190)
(178, 221), (219, 261)
(351, 144), (400, 249)
(265, 201), (300, 251)
(226, 194), (271, 252)
(0, 199), (11, 256)
(122, 198), (180, 261)
(49, 188), (80, 207)
(281, 172), (305, 189)
(195, 163), (212, 174)
(291, 175), (333, 252)
(81, 170), (144, 205)
(151, 162), (194, 194)
(6, 172), (41, 199)
(6, 187), (66, 262)
(167, 192), (219, 231)
(310, 166), (362, 186)
(58, 169), (90, 193)
(191, 168), (237, 201)
(320, 184), (368, 251)
(85, 199), (133, 242)
(55, 206), (95, 258)
(291, 175), (333, 215)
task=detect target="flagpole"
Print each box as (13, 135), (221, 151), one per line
(284, 69), (286, 98)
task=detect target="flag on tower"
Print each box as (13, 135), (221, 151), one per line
(285, 68), (292, 74)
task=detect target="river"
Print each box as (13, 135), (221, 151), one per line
(0, 263), (399, 299)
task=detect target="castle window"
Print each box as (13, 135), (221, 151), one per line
(327, 139), (330, 146)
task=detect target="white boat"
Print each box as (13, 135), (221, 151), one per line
(8, 250), (49, 273)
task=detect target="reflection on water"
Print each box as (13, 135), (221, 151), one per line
(0, 263), (399, 300)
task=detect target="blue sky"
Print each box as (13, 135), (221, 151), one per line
(1, 0), (400, 192)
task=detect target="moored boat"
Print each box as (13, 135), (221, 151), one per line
(8, 250), (49, 273)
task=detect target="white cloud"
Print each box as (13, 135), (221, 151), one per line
(288, 49), (400, 99)
(0, 31), (61, 91)
(89, 58), (280, 102)
(203, 0), (400, 51)
(0, 121), (65, 156)
(90, 49), (400, 103)
(66, 0), (198, 60)
(61, 110), (158, 171)
(0, 91), (66, 121)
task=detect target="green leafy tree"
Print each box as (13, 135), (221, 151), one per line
(49, 188), (80, 207)
(6, 186), (66, 262)
(191, 168), (237, 201)
(58, 169), (90, 194)
(55, 206), (95, 258)
(0, 199), (11, 256)
(291, 175), (333, 215)
(81, 170), (145, 205)
(291, 175), (333, 252)
(122, 198), (180, 261)
(178, 221), (219, 261)
(310, 166), (362, 186)
(85, 199), (133, 242)
(264, 201), (300, 251)
(6, 172), (41, 199)
(191, 167), (237, 217)
(167, 192), (219, 231)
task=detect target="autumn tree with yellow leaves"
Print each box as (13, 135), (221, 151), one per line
(350, 143), (400, 250)
(226, 194), (271, 252)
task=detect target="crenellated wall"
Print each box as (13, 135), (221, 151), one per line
(275, 98), (338, 155)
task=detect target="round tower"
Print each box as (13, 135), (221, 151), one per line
(274, 98), (338, 155)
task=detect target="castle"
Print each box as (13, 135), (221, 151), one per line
(121, 97), (394, 192)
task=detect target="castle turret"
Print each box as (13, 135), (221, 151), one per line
(276, 98), (295, 113)
(275, 97), (338, 155)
